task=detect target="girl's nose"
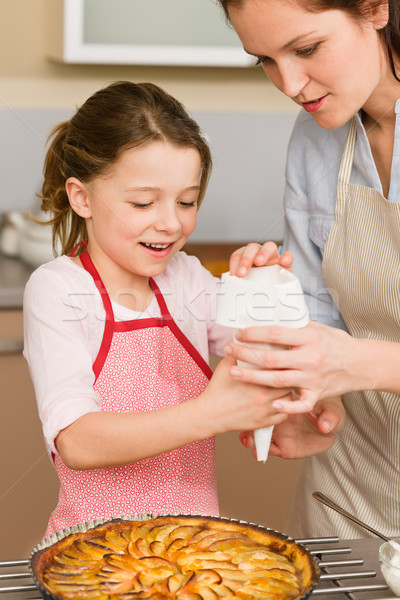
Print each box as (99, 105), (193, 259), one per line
(269, 62), (310, 99)
(154, 205), (181, 233)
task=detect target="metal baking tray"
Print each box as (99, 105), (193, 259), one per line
(30, 512), (320, 600)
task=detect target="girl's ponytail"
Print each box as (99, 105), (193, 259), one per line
(40, 121), (87, 256)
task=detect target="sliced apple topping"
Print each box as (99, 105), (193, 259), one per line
(35, 516), (317, 600)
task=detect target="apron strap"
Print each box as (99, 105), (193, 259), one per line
(79, 249), (115, 380)
(79, 249), (114, 324)
(69, 239), (87, 257)
(338, 117), (357, 185)
(149, 278), (173, 322)
(79, 251), (212, 380)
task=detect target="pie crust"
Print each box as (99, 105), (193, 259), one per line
(30, 514), (319, 600)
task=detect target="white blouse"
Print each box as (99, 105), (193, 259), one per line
(23, 251), (232, 455)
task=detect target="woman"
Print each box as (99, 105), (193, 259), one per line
(218, 0), (400, 538)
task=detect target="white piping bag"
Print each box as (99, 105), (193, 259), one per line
(216, 265), (309, 463)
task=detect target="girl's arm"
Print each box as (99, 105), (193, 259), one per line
(24, 257), (289, 471)
(23, 263), (103, 456)
(56, 356), (290, 470)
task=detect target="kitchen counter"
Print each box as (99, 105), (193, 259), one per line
(0, 255), (34, 309)
(0, 537), (396, 600)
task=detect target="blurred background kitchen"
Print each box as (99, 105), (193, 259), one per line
(0, 0), (302, 559)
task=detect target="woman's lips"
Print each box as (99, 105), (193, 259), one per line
(302, 95), (327, 112)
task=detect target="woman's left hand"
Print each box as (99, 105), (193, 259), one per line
(225, 320), (358, 413)
(239, 395), (346, 460)
(229, 241), (293, 277)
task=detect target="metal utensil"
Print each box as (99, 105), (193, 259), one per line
(312, 491), (400, 553)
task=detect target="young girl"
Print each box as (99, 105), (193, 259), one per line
(23, 81), (294, 537)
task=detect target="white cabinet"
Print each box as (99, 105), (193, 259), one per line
(46, 0), (253, 67)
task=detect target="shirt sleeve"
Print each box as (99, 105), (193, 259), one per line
(201, 267), (233, 358)
(23, 264), (101, 455)
(282, 112), (347, 330)
(159, 252), (232, 361)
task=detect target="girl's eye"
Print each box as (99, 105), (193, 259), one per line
(131, 202), (152, 209)
(179, 201), (197, 208)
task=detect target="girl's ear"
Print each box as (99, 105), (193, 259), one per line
(66, 177), (92, 218)
(370, 0), (389, 30)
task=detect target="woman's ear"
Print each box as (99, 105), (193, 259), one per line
(66, 177), (92, 218)
(370, 0), (389, 30)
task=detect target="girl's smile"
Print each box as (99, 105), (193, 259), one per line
(139, 241), (175, 258)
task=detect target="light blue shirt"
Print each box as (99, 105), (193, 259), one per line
(282, 101), (400, 329)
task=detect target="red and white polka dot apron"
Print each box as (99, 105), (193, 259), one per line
(45, 249), (218, 536)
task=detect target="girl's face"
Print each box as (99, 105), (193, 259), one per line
(228, 0), (389, 129)
(69, 141), (201, 285)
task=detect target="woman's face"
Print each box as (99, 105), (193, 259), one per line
(228, 0), (389, 129)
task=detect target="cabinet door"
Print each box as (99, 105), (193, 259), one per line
(47, 0), (252, 66)
(0, 310), (59, 560)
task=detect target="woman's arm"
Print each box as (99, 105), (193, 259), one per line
(224, 320), (400, 413)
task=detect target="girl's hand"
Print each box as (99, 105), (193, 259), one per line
(225, 320), (358, 413)
(229, 241), (293, 278)
(239, 396), (345, 460)
(200, 356), (290, 434)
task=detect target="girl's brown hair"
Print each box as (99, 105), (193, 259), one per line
(41, 81), (212, 256)
(217, 0), (400, 81)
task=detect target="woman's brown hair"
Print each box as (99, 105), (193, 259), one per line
(217, 0), (400, 81)
(40, 81), (212, 256)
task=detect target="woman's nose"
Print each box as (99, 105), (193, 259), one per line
(269, 62), (309, 99)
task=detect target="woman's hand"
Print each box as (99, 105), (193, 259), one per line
(239, 396), (346, 460)
(225, 320), (359, 413)
(229, 241), (293, 277)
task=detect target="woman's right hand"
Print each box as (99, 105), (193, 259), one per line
(224, 319), (360, 414)
(200, 356), (289, 434)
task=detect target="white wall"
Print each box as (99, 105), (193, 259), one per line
(0, 0), (300, 242)
(0, 108), (297, 242)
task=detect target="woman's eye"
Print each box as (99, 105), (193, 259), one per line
(255, 42), (320, 66)
(296, 43), (319, 57)
(255, 56), (273, 67)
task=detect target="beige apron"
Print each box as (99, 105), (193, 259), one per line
(285, 118), (400, 539)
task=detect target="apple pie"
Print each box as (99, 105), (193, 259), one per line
(30, 514), (318, 600)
